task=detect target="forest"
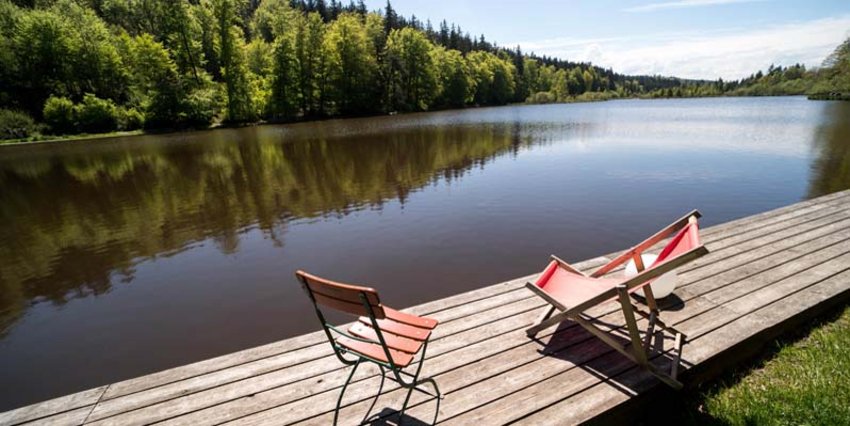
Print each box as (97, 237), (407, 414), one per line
(0, 0), (848, 141)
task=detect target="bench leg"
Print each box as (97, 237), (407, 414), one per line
(334, 358), (361, 426)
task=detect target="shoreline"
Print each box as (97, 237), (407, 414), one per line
(0, 94), (818, 148)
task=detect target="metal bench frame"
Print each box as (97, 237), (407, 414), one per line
(297, 272), (442, 425)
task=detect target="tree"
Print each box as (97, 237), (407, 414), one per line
(193, 2), (221, 79)
(818, 37), (850, 92)
(11, 8), (73, 114)
(156, 1), (204, 84)
(293, 12), (327, 116)
(9, 1), (129, 115)
(324, 12), (378, 114)
(126, 33), (184, 127)
(570, 67), (585, 95)
(490, 52), (516, 104)
(466, 50), (515, 105)
(384, 27), (437, 111)
(212, 0), (254, 122)
(431, 46), (472, 108)
(250, 0), (297, 42)
(268, 34), (298, 119)
(383, 0), (397, 35)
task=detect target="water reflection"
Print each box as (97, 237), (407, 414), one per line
(809, 101), (850, 198)
(0, 120), (549, 334)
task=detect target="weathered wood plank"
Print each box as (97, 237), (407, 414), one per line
(693, 190), (850, 243)
(678, 215), (850, 290)
(680, 220), (850, 298)
(0, 386), (106, 426)
(15, 406), (93, 426)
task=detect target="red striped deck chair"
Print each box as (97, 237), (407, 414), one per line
(525, 210), (709, 388)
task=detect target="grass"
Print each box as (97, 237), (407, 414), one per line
(675, 305), (850, 425)
(0, 129), (146, 146)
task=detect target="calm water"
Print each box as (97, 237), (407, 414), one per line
(1, 96), (848, 410)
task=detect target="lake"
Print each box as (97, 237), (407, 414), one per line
(1, 96), (848, 410)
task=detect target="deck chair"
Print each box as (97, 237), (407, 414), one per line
(525, 210), (709, 388)
(296, 270), (442, 425)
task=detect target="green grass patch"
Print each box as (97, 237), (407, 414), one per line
(678, 305), (850, 425)
(0, 129), (146, 146)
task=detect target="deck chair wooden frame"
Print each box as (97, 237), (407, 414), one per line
(296, 270), (442, 425)
(525, 210), (709, 389)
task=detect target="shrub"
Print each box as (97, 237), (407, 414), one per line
(74, 93), (119, 133)
(182, 86), (218, 127)
(43, 96), (76, 134)
(117, 107), (144, 130)
(526, 91), (557, 104)
(0, 109), (39, 140)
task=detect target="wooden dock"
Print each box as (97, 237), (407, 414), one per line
(3, 189), (850, 426)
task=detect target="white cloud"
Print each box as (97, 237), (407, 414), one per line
(511, 16), (850, 80)
(623, 0), (767, 13)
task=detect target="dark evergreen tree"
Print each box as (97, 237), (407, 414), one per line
(383, 0), (397, 34)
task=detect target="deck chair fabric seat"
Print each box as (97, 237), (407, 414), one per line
(534, 262), (622, 309)
(296, 270), (442, 425)
(525, 210), (709, 389)
(534, 220), (702, 310)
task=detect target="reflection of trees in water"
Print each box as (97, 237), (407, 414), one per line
(0, 121), (547, 333)
(808, 102), (850, 198)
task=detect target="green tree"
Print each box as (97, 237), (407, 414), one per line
(267, 34), (298, 119)
(11, 8), (74, 114)
(212, 0), (254, 122)
(570, 67), (585, 95)
(125, 33), (184, 127)
(384, 27), (437, 111)
(324, 12), (378, 114)
(551, 69), (569, 101)
(294, 12), (327, 116)
(193, 2), (221, 79)
(466, 50), (515, 105)
(815, 37), (850, 93)
(250, 0), (297, 42)
(0, 2), (20, 105)
(431, 46), (471, 108)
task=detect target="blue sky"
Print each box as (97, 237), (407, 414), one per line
(362, 0), (850, 80)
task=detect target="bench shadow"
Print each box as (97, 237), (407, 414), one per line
(364, 407), (436, 426)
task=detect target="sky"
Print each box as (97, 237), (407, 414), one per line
(362, 0), (850, 80)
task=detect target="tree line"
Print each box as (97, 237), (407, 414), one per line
(0, 0), (848, 141)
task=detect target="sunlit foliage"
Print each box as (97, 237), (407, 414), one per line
(0, 0), (847, 140)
